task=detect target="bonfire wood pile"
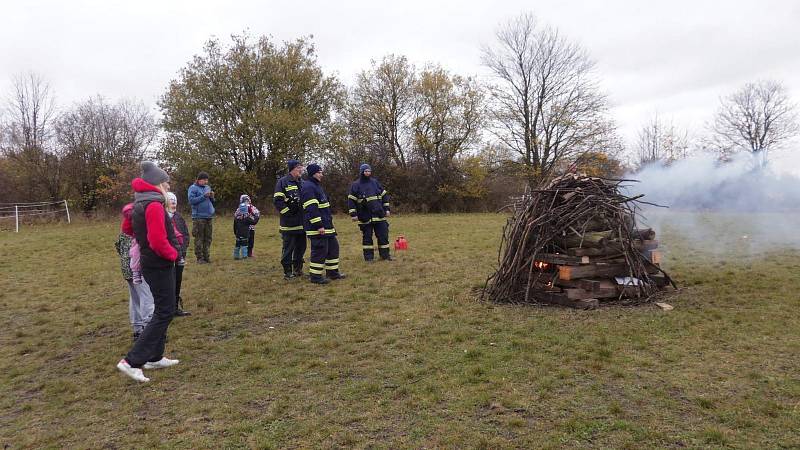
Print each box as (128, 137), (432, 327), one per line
(483, 173), (675, 309)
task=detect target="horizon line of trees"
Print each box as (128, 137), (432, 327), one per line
(2, 13), (798, 214)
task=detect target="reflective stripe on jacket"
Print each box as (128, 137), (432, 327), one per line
(347, 177), (391, 224)
(301, 177), (336, 236)
(273, 175), (304, 233)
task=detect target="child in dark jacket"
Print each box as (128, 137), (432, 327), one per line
(166, 192), (191, 316)
(233, 200), (257, 260)
(240, 194), (260, 257)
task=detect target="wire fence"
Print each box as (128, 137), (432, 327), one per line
(0, 200), (71, 231)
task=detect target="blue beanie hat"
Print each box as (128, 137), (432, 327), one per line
(306, 163), (322, 177)
(287, 159), (300, 172)
(359, 163), (372, 175)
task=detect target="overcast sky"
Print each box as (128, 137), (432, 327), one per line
(2, 0), (799, 151)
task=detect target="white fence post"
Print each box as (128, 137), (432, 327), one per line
(64, 199), (71, 224)
(15, 205), (19, 233)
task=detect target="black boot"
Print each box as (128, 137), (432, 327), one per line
(175, 297), (191, 316)
(310, 275), (330, 284)
(327, 270), (347, 280)
(363, 249), (375, 262)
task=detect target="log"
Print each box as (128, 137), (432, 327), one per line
(563, 288), (595, 300)
(559, 279), (619, 298)
(641, 240), (660, 250)
(568, 239), (659, 256)
(534, 253), (590, 265)
(558, 263), (630, 281)
(566, 247), (618, 257)
(580, 218), (612, 232)
(562, 230), (613, 249)
(633, 228), (656, 240)
(530, 291), (598, 309)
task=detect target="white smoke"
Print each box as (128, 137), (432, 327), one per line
(632, 151), (800, 211)
(626, 149), (800, 254)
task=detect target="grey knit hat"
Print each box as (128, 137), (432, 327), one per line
(141, 161), (169, 186)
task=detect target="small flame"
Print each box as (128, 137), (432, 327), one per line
(534, 261), (549, 270)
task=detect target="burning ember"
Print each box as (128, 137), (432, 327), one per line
(534, 261), (549, 270)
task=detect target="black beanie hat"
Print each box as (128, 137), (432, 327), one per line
(197, 171), (209, 181)
(306, 163), (322, 177)
(287, 159), (301, 172)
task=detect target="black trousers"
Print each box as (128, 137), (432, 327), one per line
(175, 264), (184, 302)
(360, 221), (390, 260)
(280, 232), (307, 272)
(125, 265), (176, 368)
(309, 236), (340, 278)
(247, 229), (256, 256)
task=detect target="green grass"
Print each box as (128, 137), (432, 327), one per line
(1, 212), (799, 448)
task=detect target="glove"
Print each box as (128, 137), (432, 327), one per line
(286, 195), (301, 213)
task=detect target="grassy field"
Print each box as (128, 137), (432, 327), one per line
(1, 212), (799, 449)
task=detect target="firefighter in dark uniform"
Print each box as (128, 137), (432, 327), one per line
(273, 159), (307, 279)
(301, 163), (346, 284)
(347, 164), (392, 261)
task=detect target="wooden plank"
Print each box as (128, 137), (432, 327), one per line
(563, 231), (612, 249)
(567, 240), (659, 256)
(530, 291), (598, 309)
(648, 250), (663, 264)
(556, 279), (615, 293)
(641, 240), (659, 250)
(566, 247), (614, 257)
(594, 288), (620, 299)
(563, 279), (619, 298)
(564, 288), (595, 300)
(535, 253), (590, 265)
(558, 263), (630, 281)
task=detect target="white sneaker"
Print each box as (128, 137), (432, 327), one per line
(117, 359), (150, 382)
(143, 357), (180, 370)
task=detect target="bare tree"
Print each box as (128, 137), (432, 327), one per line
(348, 55), (416, 169)
(1, 73), (64, 200)
(3, 72), (56, 150)
(636, 113), (689, 167)
(482, 13), (611, 184)
(711, 80), (799, 167)
(57, 96), (157, 211)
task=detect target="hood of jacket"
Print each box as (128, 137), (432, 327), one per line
(132, 178), (161, 194)
(131, 178), (165, 204)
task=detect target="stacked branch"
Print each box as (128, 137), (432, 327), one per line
(483, 173), (675, 308)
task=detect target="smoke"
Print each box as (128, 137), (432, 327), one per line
(631, 151), (800, 211)
(625, 150), (800, 254)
